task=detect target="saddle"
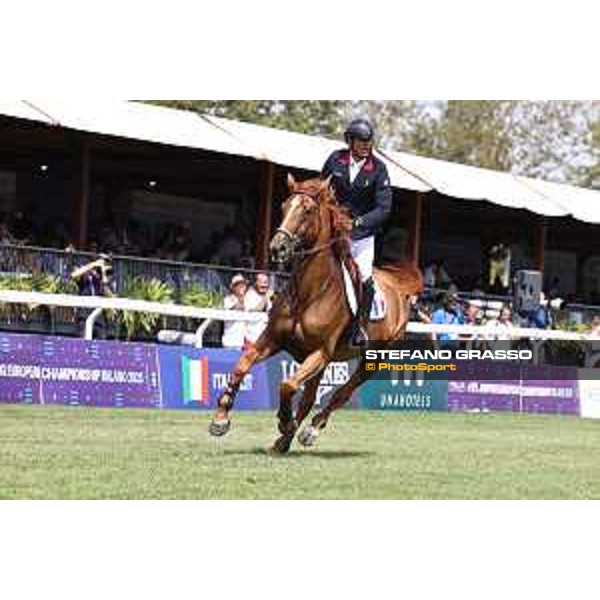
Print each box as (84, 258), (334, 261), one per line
(341, 254), (386, 321)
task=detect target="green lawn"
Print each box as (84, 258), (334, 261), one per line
(1, 405), (600, 499)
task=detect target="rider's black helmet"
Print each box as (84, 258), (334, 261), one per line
(344, 118), (374, 143)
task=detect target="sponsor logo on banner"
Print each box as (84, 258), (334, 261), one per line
(181, 356), (209, 404)
(359, 370), (448, 411)
(278, 359), (351, 403)
(212, 371), (254, 392)
(0, 332), (162, 408)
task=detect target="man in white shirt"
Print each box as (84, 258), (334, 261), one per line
(244, 272), (273, 344)
(221, 274), (249, 349)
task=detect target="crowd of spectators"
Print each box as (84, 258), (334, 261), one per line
(0, 212), (257, 270)
(1, 208), (597, 342)
(413, 289), (559, 343)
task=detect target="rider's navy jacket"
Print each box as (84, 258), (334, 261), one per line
(321, 149), (393, 241)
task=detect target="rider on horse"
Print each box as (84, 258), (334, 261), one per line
(321, 117), (393, 345)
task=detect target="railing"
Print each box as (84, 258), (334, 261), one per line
(1, 243), (599, 339)
(0, 243), (289, 343)
(0, 243), (288, 296)
(0, 289), (594, 343)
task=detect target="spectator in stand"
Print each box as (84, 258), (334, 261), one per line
(244, 272), (273, 344)
(409, 295), (435, 342)
(589, 316), (600, 339)
(431, 292), (464, 344)
(488, 242), (511, 293)
(460, 300), (483, 341)
(0, 222), (15, 245)
(170, 226), (192, 262)
(221, 273), (249, 349)
(525, 292), (553, 329)
(10, 211), (32, 244)
(70, 253), (116, 339)
(423, 260), (453, 290)
(239, 239), (255, 270)
(212, 225), (243, 266)
(487, 304), (516, 341)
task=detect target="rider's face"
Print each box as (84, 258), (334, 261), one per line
(350, 138), (373, 160)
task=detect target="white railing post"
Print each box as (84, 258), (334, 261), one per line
(84, 307), (103, 340)
(195, 319), (213, 348)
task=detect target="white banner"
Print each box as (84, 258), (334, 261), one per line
(578, 371), (600, 418)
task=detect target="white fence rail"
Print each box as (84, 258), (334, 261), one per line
(0, 289), (594, 345)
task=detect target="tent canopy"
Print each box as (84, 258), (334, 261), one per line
(1, 100), (598, 223)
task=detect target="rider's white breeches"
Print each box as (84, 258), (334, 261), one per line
(351, 236), (374, 282)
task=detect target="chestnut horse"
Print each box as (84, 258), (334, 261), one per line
(209, 174), (423, 453)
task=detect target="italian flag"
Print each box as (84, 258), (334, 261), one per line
(181, 356), (209, 404)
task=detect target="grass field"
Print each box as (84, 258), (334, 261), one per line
(2, 405), (600, 499)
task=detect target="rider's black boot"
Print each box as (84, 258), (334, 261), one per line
(351, 277), (375, 346)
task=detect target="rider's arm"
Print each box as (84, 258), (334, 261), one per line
(321, 152), (336, 178)
(71, 259), (103, 281)
(353, 163), (392, 231)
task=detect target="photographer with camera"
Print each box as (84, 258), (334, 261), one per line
(70, 253), (116, 339)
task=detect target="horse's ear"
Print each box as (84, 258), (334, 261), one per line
(287, 173), (297, 191)
(320, 175), (333, 199)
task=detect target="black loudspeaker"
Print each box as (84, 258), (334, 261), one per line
(514, 270), (542, 312)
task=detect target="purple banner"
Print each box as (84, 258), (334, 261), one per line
(0, 333), (161, 408)
(448, 362), (579, 415)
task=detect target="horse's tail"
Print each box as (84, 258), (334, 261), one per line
(378, 261), (424, 295)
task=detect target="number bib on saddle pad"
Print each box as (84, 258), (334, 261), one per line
(341, 264), (387, 321)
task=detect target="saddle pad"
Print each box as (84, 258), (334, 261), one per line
(341, 264), (386, 321)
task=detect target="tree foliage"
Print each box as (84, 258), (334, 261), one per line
(574, 117), (600, 189)
(148, 100), (346, 137)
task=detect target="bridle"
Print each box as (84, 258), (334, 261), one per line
(274, 190), (342, 260)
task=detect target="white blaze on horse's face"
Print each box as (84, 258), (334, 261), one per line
(269, 192), (320, 265)
(278, 196), (303, 240)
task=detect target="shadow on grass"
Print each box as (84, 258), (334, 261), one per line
(222, 447), (374, 460)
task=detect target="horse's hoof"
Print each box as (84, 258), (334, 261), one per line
(269, 434), (294, 455)
(298, 425), (319, 448)
(209, 418), (231, 437)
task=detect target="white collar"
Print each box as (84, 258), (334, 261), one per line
(350, 154), (367, 167)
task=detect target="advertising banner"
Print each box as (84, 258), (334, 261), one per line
(265, 353), (359, 411)
(358, 370), (449, 411)
(578, 370), (600, 418)
(158, 346), (271, 410)
(0, 333), (161, 407)
(448, 363), (579, 415)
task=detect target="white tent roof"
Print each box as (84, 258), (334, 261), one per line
(386, 150), (570, 218)
(205, 114), (431, 192)
(514, 176), (600, 224)
(10, 100), (259, 160)
(1, 100), (599, 223)
(0, 100), (55, 124)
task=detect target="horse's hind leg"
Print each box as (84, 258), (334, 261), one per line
(209, 340), (276, 437)
(271, 349), (329, 454)
(298, 364), (373, 448)
(295, 376), (321, 427)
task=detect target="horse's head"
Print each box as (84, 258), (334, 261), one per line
(269, 174), (334, 266)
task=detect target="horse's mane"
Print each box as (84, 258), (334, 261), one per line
(294, 177), (352, 258)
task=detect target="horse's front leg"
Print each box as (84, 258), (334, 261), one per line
(209, 339), (276, 437)
(271, 349), (329, 454)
